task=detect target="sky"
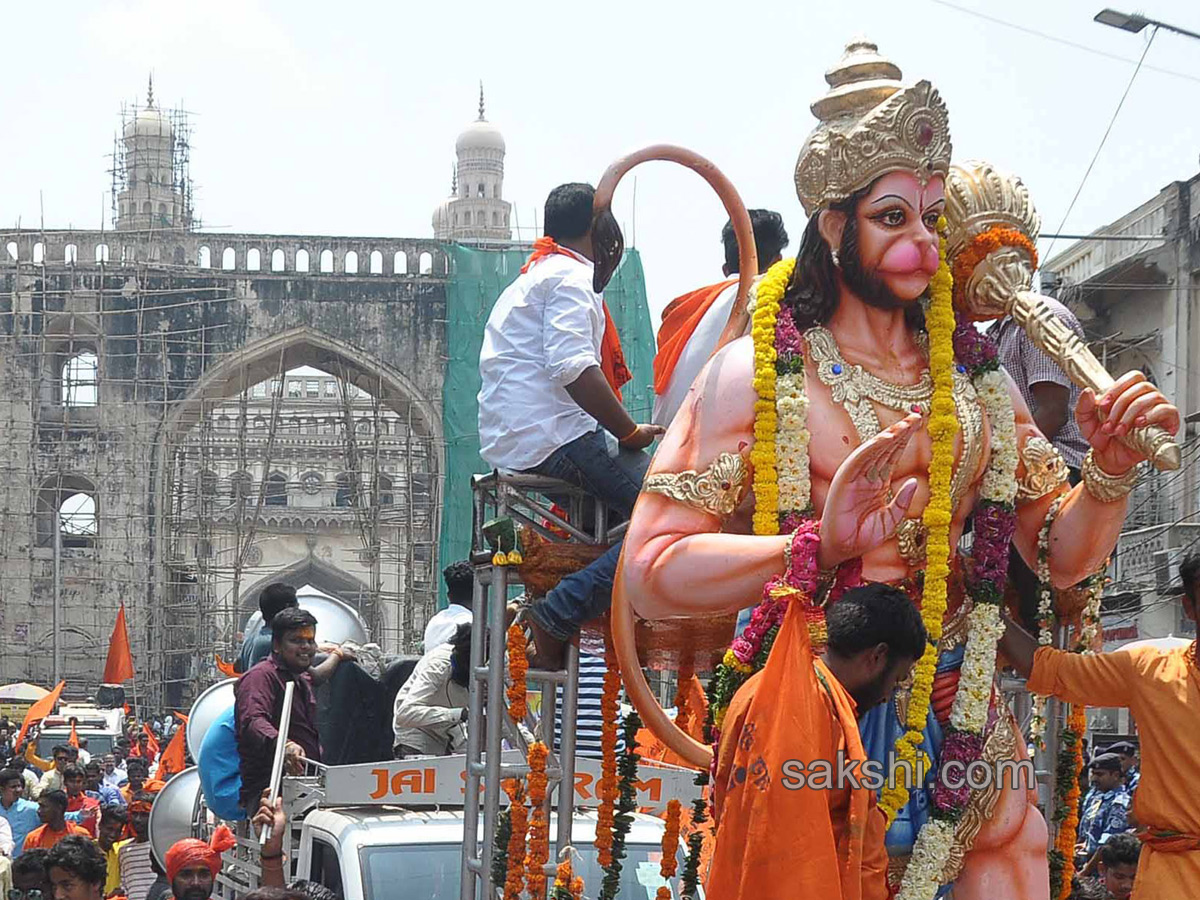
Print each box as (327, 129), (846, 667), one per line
(3, 0), (1199, 321)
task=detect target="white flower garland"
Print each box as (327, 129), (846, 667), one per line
(897, 366), (1019, 900)
(898, 819), (957, 900)
(775, 373), (811, 513)
(1029, 495), (1064, 748)
(949, 604), (1006, 732)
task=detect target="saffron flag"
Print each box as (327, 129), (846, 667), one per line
(156, 713), (188, 778)
(15, 681), (65, 750)
(214, 654), (237, 678)
(143, 723), (161, 757)
(68, 720), (80, 748)
(103, 605), (136, 683)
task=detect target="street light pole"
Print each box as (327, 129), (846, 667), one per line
(1095, 8), (1200, 41)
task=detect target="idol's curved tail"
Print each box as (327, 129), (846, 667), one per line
(590, 144), (757, 356)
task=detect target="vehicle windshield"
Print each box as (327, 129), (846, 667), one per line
(36, 734), (114, 756)
(360, 841), (688, 900)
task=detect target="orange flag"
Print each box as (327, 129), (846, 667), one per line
(156, 714), (188, 778)
(142, 723), (161, 757)
(103, 605), (136, 683)
(214, 654), (238, 678)
(15, 680), (65, 750)
(68, 720), (80, 748)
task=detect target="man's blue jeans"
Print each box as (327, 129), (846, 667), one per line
(523, 428), (650, 640)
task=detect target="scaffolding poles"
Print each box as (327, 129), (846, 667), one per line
(460, 471), (618, 900)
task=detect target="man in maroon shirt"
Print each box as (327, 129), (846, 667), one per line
(234, 607), (330, 810)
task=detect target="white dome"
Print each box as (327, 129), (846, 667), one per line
(125, 105), (174, 139)
(432, 198), (454, 231)
(456, 119), (505, 154)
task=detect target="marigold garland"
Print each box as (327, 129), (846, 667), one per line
(595, 637), (622, 868)
(507, 622), (528, 722)
(748, 258), (795, 535)
(551, 859), (574, 900)
(950, 226), (1038, 313)
(655, 798), (682, 899)
(500, 778), (528, 900)
(1050, 703), (1087, 899)
(672, 661), (694, 736)
(879, 217), (957, 826)
(599, 711), (643, 900)
(524, 741), (551, 898)
(679, 771), (709, 900)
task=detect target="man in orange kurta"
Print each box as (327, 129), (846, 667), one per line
(708, 583), (927, 900)
(1003, 553), (1200, 898)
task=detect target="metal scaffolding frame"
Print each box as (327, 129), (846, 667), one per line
(460, 471), (625, 900)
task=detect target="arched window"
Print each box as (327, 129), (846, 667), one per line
(477, 183), (485, 198)
(374, 473), (394, 507)
(419, 252), (433, 275)
(296, 249), (310, 272)
(344, 251), (358, 274)
(247, 248), (261, 271)
(393, 250), (407, 274)
(219, 248), (234, 270)
(33, 242), (45, 264)
(320, 250), (334, 273)
(64, 244), (78, 265)
(142, 202), (151, 215)
(335, 473), (356, 508)
(95, 244), (110, 263)
(5, 241), (18, 261)
(370, 250), (383, 275)
(355, 419), (371, 434)
(198, 469), (218, 497)
(265, 472), (288, 506)
(198, 246), (212, 268)
(158, 202), (167, 220)
(492, 211), (499, 226)
(463, 211), (472, 226)
(61, 351), (98, 407)
(494, 184), (501, 199)
(271, 249), (285, 272)
(230, 471), (252, 502)
(36, 476), (98, 549)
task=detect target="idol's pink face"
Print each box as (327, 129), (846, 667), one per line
(853, 171), (945, 301)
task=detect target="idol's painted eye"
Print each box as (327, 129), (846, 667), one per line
(871, 208), (906, 228)
(922, 211), (940, 230)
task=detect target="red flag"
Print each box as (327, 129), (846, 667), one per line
(103, 605), (136, 683)
(214, 654), (238, 678)
(68, 720), (80, 748)
(142, 723), (160, 757)
(156, 715), (188, 778)
(15, 681), (65, 750)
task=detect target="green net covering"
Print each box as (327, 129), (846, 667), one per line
(438, 246), (656, 605)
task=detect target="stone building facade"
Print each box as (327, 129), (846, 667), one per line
(1042, 171), (1200, 736)
(0, 89), (458, 707)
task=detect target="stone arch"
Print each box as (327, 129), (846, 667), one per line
(418, 251), (433, 275)
(222, 247), (236, 270)
(344, 250), (358, 274)
(393, 250), (407, 275)
(296, 249), (310, 272)
(271, 248), (286, 272)
(319, 249), (334, 273)
(239, 556), (373, 621)
(247, 248), (262, 271)
(369, 250), (383, 275)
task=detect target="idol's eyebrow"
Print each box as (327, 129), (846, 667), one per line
(869, 194), (913, 210)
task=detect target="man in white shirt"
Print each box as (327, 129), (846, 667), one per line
(423, 560), (475, 652)
(393, 625), (471, 758)
(477, 183), (663, 667)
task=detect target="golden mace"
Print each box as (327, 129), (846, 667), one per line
(945, 159), (1180, 471)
